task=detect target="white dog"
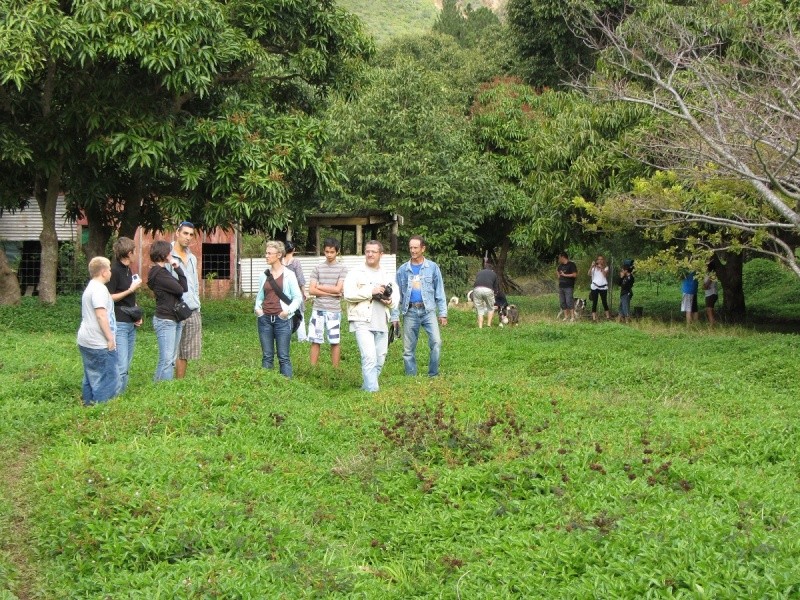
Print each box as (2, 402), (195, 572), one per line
(448, 296), (459, 307)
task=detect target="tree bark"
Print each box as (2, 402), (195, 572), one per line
(34, 167), (62, 305)
(83, 201), (114, 260)
(0, 245), (21, 305)
(711, 252), (745, 323)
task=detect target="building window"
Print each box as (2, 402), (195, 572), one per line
(202, 243), (231, 280)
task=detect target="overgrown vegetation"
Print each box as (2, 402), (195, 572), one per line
(1, 264), (799, 597)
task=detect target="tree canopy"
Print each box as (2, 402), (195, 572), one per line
(0, 0), (372, 302)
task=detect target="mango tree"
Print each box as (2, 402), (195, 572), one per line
(0, 0), (371, 302)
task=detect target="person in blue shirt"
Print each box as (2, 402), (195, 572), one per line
(680, 271), (699, 325)
(392, 235), (448, 377)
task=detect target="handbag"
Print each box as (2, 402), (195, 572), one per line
(119, 305), (143, 321)
(174, 300), (193, 322)
(264, 270), (302, 333)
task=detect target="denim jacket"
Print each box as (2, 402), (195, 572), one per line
(391, 258), (447, 321)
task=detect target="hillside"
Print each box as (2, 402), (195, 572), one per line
(337, 0), (506, 45)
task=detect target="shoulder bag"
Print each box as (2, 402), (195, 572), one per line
(265, 269), (301, 333)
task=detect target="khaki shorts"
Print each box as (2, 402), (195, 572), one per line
(472, 287), (495, 316)
(178, 310), (202, 360)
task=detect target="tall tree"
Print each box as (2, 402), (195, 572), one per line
(470, 78), (648, 282)
(323, 34), (506, 281)
(507, 0), (627, 88)
(575, 0), (800, 278)
(0, 0), (371, 303)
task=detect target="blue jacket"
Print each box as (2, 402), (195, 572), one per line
(391, 258), (447, 320)
(254, 268), (303, 317)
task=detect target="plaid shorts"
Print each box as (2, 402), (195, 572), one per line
(307, 310), (342, 345)
(178, 310), (202, 360)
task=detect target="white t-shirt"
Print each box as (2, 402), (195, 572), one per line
(704, 275), (718, 297)
(590, 266), (609, 290)
(77, 279), (116, 349)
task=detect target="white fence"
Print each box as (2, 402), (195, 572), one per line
(240, 255), (398, 296)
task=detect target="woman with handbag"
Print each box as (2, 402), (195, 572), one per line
(255, 240), (302, 378)
(106, 237), (143, 393)
(147, 240), (188, 382)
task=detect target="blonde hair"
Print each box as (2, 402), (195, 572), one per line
(88, 256), (111, 278)
(266, 240), (285, 258)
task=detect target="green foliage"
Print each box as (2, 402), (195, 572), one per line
(743, 258), (800, 321)
(507, 0), (625, 88)
(323, 34), (505, 263)
(1, 296), (800, 596)
(471, 79), (649, 253)
(433, 0), (501, 49)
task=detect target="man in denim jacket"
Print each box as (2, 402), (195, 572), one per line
(391, 235), (448, 377)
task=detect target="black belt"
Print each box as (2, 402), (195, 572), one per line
(408, 302), (425, 308)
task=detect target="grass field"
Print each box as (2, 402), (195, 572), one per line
(1, 268), (799, 597)
(337, 0), (438, 45)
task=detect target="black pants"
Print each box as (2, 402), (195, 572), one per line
(590, 288), (608, 312)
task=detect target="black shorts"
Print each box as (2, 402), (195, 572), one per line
(705, 294), (718, 308)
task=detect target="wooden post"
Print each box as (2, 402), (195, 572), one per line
(356, 225), (363, 255)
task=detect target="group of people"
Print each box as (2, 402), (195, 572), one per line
(253, 235), (447, 393)
(77, 222), (202, 406)
(681, 265), (718, 326)
(556, 252), (636, 322)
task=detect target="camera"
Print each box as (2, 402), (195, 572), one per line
(372, 283), (393, 301)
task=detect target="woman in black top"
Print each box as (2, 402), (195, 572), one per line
(147, 240), (187, 381)
(106, 237), (142, 393)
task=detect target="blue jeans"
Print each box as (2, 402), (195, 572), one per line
(620, 293), (632, 317)
(115, 321), (137, 393)
(402, 307), (441, 376)
(78, 345), (119, 405)
(258, 314), (293, 377)
(153, 316), (183, 382)
(353, 324), (388, 392)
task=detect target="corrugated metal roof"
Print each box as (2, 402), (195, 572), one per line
(0, 195), (78, 242)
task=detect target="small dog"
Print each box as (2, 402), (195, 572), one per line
(557, 298), (586, 321)
(499, 304), (520, 327)
(448, 296), (459, 307)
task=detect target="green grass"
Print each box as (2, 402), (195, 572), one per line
(337, 0), (438, 45)
(1, 281), (799, 597)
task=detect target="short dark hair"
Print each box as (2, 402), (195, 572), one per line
(323, 237), (340, 252)
(150, 240), (172, 263)
(558, 251), (569, 260)
(365, 240), (383, 253)
(409, 235), (426, 248)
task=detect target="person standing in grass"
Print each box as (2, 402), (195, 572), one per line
(472, 262), (499, 328)
(148, 240), (188, 382)
(556, 251), (578, 321)
(170, 221), (201, 379)
(77, 257), (118, 405)
(618, 264), (635, 323)
(106, 237), (142, 394)
(392, 235), (447, 378)
(282, 240), (308, 342)
(704, 263), (718, 327)
(681, 271), (699, 325)
(589, 255), (611, 321)
(308, 238), (348, 368)
(255, 241), (303, 378)
(343, 240), (399, 392)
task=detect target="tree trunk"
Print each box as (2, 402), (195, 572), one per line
(488, 238), (521, 295)
(0, 245), (22, 305)
(711, 252), (745, 323)
(84, 201), (114, 260)
(34, 167), (62, 305)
